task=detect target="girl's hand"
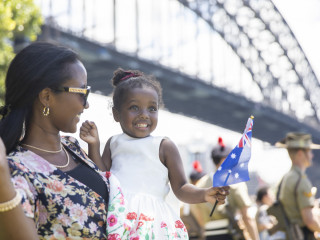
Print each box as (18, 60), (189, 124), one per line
(80, 120), (100, 145)
(204, 186), (230, 204)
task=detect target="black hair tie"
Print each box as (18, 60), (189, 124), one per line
(0, 104), (11, 120)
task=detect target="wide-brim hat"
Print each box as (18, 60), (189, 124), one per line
(275, 132), (320, 149)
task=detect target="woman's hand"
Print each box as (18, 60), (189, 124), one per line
(204, 186), (230, 205)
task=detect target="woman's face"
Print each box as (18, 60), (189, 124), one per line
(50, 60), (89, 133)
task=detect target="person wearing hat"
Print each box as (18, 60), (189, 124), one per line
(180, 160), (207, 239)
(275, 132), (320, 240)
(190, 137), (260, 240)
(189, 159), (206, 185)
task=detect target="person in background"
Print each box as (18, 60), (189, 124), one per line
(80, 68), (229, 239)
(181, 160), (207, 239)
(189, 159), (206, 185)
(275, 132), (320, 240)
(256, 186), (282, 240)
(191, 137), (260, 240)
(0, 42), (112, 239)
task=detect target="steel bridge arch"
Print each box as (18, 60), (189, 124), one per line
(178, 0), (320, 127)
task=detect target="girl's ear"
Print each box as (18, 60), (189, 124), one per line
(112, 107), (120, 122)
(38, 88), (52, 106)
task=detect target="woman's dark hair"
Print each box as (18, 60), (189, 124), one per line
(111, 68), (163, 111)
(0, 41), (80, 154)
(256, 186), (269, 202)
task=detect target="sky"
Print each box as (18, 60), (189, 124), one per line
(49, 0), (320, 187)
(274, 0), (320, 79)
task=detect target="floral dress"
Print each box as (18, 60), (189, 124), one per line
(8, 136), (111, 240)
(106, 133), (188, 239)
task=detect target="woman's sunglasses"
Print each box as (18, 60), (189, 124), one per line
(53, 86), (91, 107)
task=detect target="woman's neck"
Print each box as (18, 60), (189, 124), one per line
(22, 122), (61, 148)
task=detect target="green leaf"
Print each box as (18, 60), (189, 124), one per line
(0, 0), (43, 104)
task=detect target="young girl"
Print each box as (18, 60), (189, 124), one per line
(80, 68), (229, 239)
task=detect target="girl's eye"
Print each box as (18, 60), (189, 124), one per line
(149, 106), (158, 112)
(129, 105), (139, 111)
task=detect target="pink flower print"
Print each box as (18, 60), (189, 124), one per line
(136, 221), (144, 230)
(161, 221), (167, 228)
(139, 213), (154, 221)
(107, 233), (121, 240)
(107, 214), (118, 227)
(64, 197), (73, 207)
(119, 195), (125, 205)
(38, 203), (49, 225)
(175, 220), (184, 228)
(46, 180), (65, 194)
(69, 203), (88, 226)
(126, 212), (137, 220)
(15, 162), (28, 172)
(51, 223), (67, 238)
(124, 223), (131, 231)
(130, 237), (140, 240)
(21, 201), (33, 216)
(89, 222), (98, 233)
(57, 213), (72, 227)
(22, 153), (55, 173)
(13, 176), (30, 191)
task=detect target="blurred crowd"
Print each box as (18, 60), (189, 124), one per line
(180, 133), (320, 240)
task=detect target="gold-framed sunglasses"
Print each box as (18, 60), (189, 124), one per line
(53, 86), (91, 107)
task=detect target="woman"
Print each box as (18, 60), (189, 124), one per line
(0, 42), (110, 239)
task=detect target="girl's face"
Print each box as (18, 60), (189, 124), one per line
(50, 60), (89, 133)
(113, 87), (159, 138)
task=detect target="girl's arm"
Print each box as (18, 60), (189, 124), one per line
(101, 138), (112, 171)
(0, 138), (39, 240)
(80, 120), (106, 171)
(159, 138), (229, 205)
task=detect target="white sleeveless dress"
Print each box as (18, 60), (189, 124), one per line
(106, 133), (188, 239)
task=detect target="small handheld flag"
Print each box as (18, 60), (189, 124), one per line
(210, 116), (254, 216)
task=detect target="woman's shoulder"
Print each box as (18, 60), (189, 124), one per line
(61, 135), (81, 147)
(7, 146), (56, 175)
(7, 145), (33, 162)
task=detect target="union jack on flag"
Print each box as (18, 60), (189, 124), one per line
(213, 116), (254, 187)
(238, 119), (253, 148)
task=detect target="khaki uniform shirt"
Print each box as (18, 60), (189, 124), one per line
(279, 165), (315, 227)
(190, 173), (252, 227)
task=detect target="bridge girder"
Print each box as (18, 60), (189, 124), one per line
(178, 0), (320, 128)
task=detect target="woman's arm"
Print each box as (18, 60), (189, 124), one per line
(159, 138), (229, 204)
(0, 138), (39, 240)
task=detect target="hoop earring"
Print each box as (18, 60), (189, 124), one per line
(43, 106), (50, 116)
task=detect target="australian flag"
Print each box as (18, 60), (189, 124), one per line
(213, 116), (254, 187)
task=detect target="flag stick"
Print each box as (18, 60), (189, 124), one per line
(209, 172), (231, 217)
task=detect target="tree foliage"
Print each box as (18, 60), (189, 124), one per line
(0, 0), (43, 103)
